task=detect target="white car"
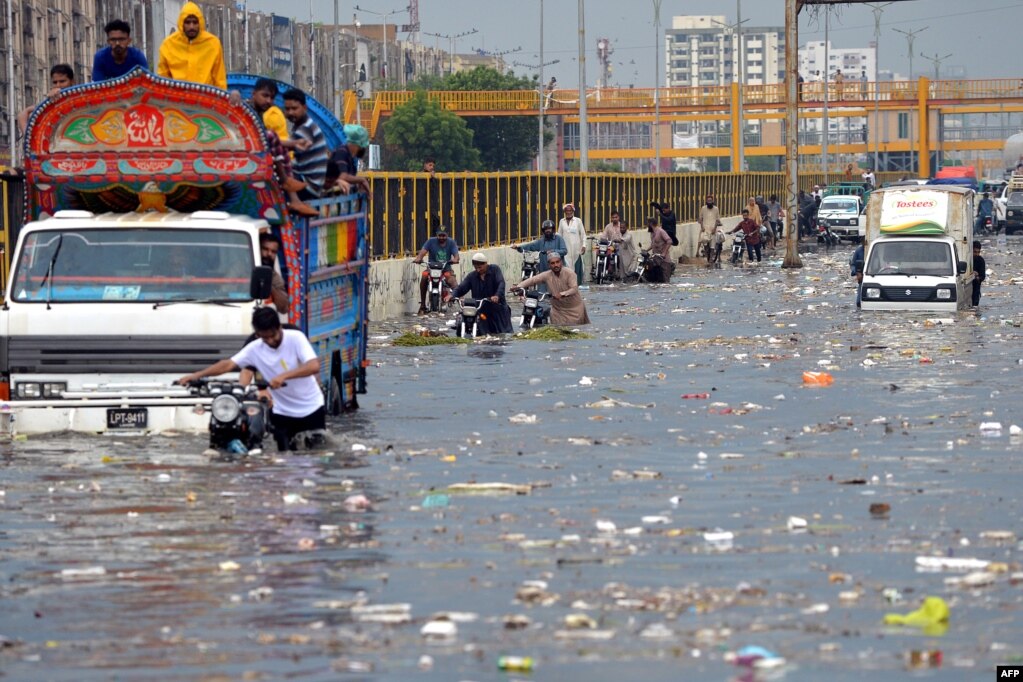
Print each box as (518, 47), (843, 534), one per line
(817, 195), (865, 243)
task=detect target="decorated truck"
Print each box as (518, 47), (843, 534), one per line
(0, 69), (368, 435)
(860, 185), (974, 311)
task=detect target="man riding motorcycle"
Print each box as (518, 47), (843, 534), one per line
(413, 227), (459, 314)
(513, 220), (568, 273)
(449, 253), (514, 334)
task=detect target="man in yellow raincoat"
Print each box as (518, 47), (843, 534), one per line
(157, 2), (227, 90)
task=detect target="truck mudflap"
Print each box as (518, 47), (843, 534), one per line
(0, 397), (212, 436)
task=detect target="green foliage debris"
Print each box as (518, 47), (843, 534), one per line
(392, 332), (471, 346)
(517, 327), (593, 341)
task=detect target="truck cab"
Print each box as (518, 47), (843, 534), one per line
(859, 185), (974, 311)
(0, 68), (368, 436)
(817, 194), (864, 243)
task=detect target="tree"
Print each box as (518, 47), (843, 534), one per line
(380, 91), (481, 172)
(409, 66), (551, 171)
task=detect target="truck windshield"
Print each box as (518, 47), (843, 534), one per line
(11, 228), (254, 303)
(865, 241), (954, 277)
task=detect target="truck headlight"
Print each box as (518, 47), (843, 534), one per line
(15, 382), (41, 399)
(936, 286), (956, 301)
(211, 394), (241, 422)
(42, 382), (67, 398)
(864, 287), (881, 300)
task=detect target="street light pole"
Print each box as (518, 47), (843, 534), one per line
(711, 12), (748, 172)
(333, 0), (340, 117)
(539, 0), (545, 172)
(6, 0), (14, 167)
(653, 0), (662, 173)
(920, 51), (952, 81)
(893, 26), (927, 80)
(822, 7), (829, 182)
(865, 2), (892, 172)
(578, 0), (588, 172)
(736, 0), (744, 170)
(354, 5), (407, 85)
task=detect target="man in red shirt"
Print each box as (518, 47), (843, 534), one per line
(729, 208), (762, 264)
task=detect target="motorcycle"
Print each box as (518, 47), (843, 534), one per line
(590, 238), (620, 284)
(816, 220), (839, 248)
(730, 231), (747, 265)
(979, 215), (995, 235)
(520, 249), (541, 285)
(631, 249), (651, 282)
(515, 289), (550, 328)
(182, 379), (271, 456)
(454, 297), (485, 338)
(421, 260), (451, 312)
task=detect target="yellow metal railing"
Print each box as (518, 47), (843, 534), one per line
(360, 170), (903, 259)
(350, 78), (1023, 124)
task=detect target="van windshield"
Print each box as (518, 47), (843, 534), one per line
(865, 241), (954, 277)
(821, 199), (859, 212)
(11, 228), (254, 303)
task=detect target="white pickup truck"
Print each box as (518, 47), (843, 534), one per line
(817, 194), (865, 243)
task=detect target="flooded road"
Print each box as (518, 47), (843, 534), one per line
(3, 240), (1022, 682)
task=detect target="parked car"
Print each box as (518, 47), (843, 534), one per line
(1004, 190), (1023, 235)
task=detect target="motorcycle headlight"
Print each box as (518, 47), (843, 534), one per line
(211, 394), (241, 422)
(525, 298), (538, 308)
(864, 287), (881, 299)
(430, 269), (442, 277)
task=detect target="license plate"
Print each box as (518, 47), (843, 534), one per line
(107, 407), (148, 429)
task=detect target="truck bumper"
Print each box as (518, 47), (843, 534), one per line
(859, 300), (960, 312)
(0, 398), (210, 437)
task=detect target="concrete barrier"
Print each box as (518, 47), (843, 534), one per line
(367, 217), (745, 321)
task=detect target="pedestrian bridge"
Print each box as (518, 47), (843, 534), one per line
(346, 78), (1023, 176)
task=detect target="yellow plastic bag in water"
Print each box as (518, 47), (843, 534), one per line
(883, 596), (949, 636)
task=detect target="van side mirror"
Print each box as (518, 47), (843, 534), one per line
(250, 266), (273, 300)
(957, 260), (968, 275)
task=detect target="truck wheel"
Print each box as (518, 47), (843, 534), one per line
(328, 377), (343, 416)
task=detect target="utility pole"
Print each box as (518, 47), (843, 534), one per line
(783, 0), (801, 269)
(653, 0), (662, 172)
(893, 26), (927, 80)
(539, 0), (545, 172)
(736, 0), (744, 170)
(865, 2), (892, 172)
(6, 0), (13, 167)
(822, 8), (829, 182)
(578, 0), (588, 172)
(244, 0), (250, 72)
(712, 11), (748, 173)
(333, 0), (340, 117)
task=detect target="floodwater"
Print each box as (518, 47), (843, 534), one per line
(2, 240), (1022, 682)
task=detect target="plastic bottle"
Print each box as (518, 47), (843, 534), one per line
(497, 656), (534, 672)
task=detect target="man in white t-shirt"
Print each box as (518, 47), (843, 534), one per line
(177, 308), (325, 451)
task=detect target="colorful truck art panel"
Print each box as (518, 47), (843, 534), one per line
(22, 68), (281, 223)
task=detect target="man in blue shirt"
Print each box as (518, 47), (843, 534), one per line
(282, 89), (328, 199)
(976, 192), (994, 233)
(413, 227), (460, 314)
(513, 220), (568, 273)
(92, 20), (149, 81)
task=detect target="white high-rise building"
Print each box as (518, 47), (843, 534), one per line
(664, 15), (784, 169)
(798, 40), (876, 83)
(664, 15), (785, 88)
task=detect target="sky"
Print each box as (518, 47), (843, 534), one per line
(246, 0), (1023, 86)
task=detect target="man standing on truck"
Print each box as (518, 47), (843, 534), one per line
(282, 89), (329, 200)
(92, 20), (149, 81)
(329, 124), (371, 195)
(156, 2), (227, 90)
(17, 64), (75, 135)
(246, 78), (317, 217)
(177, 308), (326, 452)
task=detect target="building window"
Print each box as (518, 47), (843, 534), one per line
(898, 112), (909, 139)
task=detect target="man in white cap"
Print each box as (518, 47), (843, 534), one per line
(514, 251), (590, 326)
(557, 203), (587, 283)
(449, 253), (513, 334)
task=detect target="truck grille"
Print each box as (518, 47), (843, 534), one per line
(1, 335), (247, 374)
